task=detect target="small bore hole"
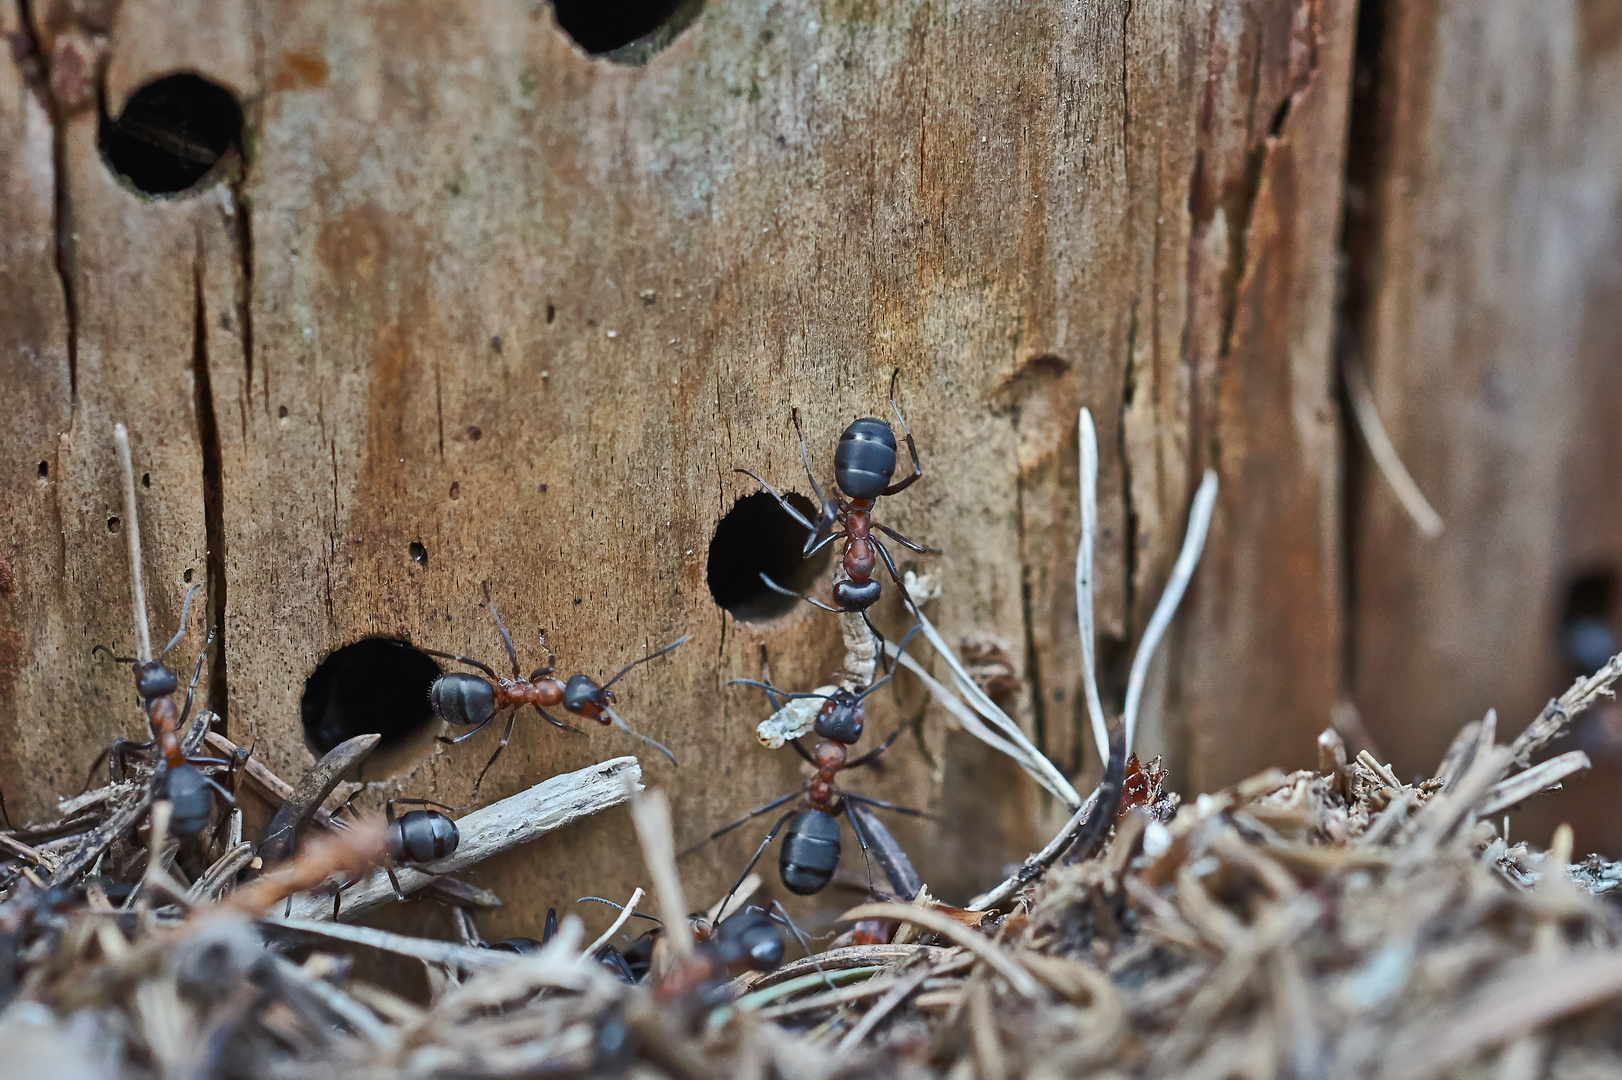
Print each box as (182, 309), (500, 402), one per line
(706, 491), (833, 621)
(550, 0), (703, 62)
(409, 541), (428, 566)
(183, 568), (193, 583)
(449, 482), (460, 500)
(278, 405), (288, 419)
(467, 426), (483, 442)
(1560, 569), (1618, 676)
(490, 335), (502, 353)
(99, 74), (244, 197)
(108, 516), (120, 533)
(546, 304), (556, 324)
(300, 639), (442, 765)
(141, 472), (150, 488)
(37, 461), (47, 480)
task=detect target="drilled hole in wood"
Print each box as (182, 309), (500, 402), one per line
(107, 516), (120, 533)
(141, 472), (150, 488)
(409, 541), (427, 566)
(550, 0), (702, 62)
(1561, 569), (1618, 676)
(99, 74), (243, 197)
(707, 491), (831, 621)
(301, 639), (443, 775)
(37, 461), (47, 480)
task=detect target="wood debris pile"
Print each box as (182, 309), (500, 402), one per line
(1, 661), (1620, 1079)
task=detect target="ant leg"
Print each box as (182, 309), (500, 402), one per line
(420, 648), (501, 681)
(437, 714), (498, 745)
(175, 632), (215, 730)
(92, 644), (139, 665)
(201, 776), (237, 805)
(874, 523), (938, 555)
(841, 800), (879, 893)
(790, 409), (831, 514)
(760, 573), (844, 613)
(681, 791), (799, 857)
(533, 705), (582, 733)
(789, 738), (816, 766)
(715, 811), (796, 919)
(482, 585), (522, 679)
(879, 369), (923, 498)
(844, 793), (942, 823)
(388, 797), (460, 815)
(855, 624), (923, 701)
(385, 864), (405, 901)
(0, 789), (11, 830)
(845, 728), (904, 770)
(859, 611), (892, 676)
(470, 712), (521, 800)
(871, 538), (923, 620)
(543, 906), (559, 944)
(734, 470), (819, 536)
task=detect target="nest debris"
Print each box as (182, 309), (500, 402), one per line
(2, 654), (1622, 1080)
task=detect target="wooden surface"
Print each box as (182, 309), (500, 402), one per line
(16, 0), (1573, 942)
(1344, 0), (1622, 850)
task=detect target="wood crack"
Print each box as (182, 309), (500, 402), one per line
(193, 243), (230, 727)
(1011, 419), (1048, 761)
(15, 0), (79, 401)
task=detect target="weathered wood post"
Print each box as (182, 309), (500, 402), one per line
(2, 0), (1355, 935)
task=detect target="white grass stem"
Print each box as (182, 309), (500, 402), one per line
(113, 423), (153, 661)
(1123, 469), (1218, 756)
(1076, 408), (1109, 769)
(1344, 354), (1443, 538)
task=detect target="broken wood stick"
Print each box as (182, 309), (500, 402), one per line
(276, 756), (642, 921)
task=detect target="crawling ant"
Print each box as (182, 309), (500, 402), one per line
(425, 589), (687, 797)
(694, 624), (930, 905)
(89, 583), (236, 836)
(578, 896), (813, 993)
(737, 369), (934, 652)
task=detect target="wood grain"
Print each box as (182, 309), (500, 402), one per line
(1, 0), (1357, 935)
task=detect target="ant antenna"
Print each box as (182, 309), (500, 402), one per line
(726, 678), (833, 701)
(159, 582), (204, 657)
(602, 635), (690, 690)
(482, 582), (522, 678)
(887, 367), (912, 440)
(602, 708), (679, 767)
(113, 423), (152, 662)
(576, 896), (662, 923)
(91, 644), (139, 665)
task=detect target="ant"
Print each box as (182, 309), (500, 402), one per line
(578, 896), (814, 995)
(737, 369), (934, 654)
(89, 583), (236, 837)
(425, 588), (687, 798)
(693, 624), (930, 907)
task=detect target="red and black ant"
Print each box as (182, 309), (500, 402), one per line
(89, 583), (236, 836)
(736, 370), (934, 652)
(424, 589), (687, 797)
(692, 624), (931, 909)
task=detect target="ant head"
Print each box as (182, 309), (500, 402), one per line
(813, 689), (864, 744)
(562, 674), (610, 719)
(834, 416), (898, 499)
(135, 660), (179, 701)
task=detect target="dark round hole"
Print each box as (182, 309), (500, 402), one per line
(37, 461), (47, 480)
(707, 491), (833, 621)
(550, 0), (702, 62)
(300, 638), (442, 758)
(99, 74), (243, 197)
(108, 516), (120, 532)
(1560, 569), (1618, 676)
(409, 541), (427, 566)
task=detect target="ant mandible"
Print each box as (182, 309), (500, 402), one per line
(736, 369), (934, 644)
(90, 584), (237, 836)
(694, 624), (930, 908)
(425, 587), (687, 798)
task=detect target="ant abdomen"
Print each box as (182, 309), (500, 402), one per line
(386, 808), (459, 864)
(165, 764), (216, 837)
(834, 417), (899, 499)
(779, 809), (842, 895)
(430, 671), (497, 728)
(832, 579), (882, 612)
